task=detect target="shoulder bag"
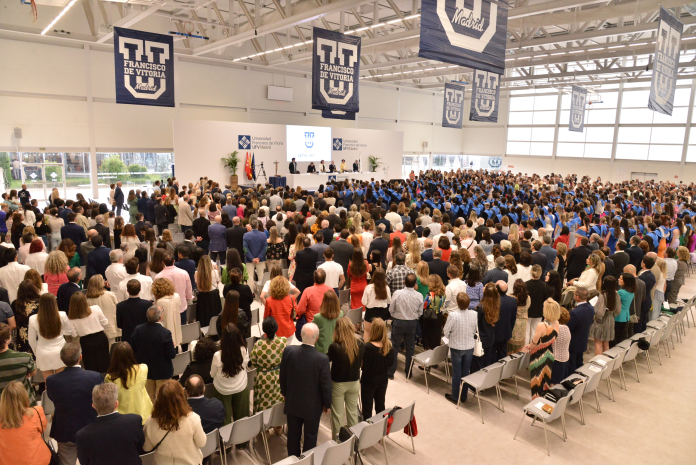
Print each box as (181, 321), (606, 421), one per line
(33, 407), (59, 465)
(473, 323), (484, 357)
(629, 291), (640, 324)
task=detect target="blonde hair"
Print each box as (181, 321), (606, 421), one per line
(367, 317), (392, 356)
(677, 246), (690, 261)
(152, 277), (175, 300)
(85, 274), (106, 298)
(0, 381), (33, 429)
(269, 276), (290, 300)
(556, 242), (568, 257)
(44, 250), (68, 276)
(162, 230), (173, 242)
(333, 317), (360, 364)
(543, 298), (561, 323)
(407, 241), (421, 268)
(415, 261), (429, 283)
(428, 274), (446, 296)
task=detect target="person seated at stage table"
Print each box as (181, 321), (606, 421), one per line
(353, 160), (359, 172)
(319, 160), (327, 172)
(307, 162), (317, 173)
(329, 161), (337, 173)
(288, 158), (298, 174)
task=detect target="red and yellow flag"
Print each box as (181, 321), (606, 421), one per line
(245, 152), (253, 180)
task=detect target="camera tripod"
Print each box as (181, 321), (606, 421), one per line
(255, 162), (267, 184)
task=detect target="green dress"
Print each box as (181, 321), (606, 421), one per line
(128, 199), (139, 224)
(416, 277), (430, 300)
(221, 264), (249, 284)
(68, 253), (81, 268)
(249, 336), (287, 413)
(313, 310), (344, 354)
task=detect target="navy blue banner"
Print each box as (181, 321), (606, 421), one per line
(114, 27), (175, 107)
(322, 109), (356, 120)
(442, 83), (465, 128)
(312, 27), (361, 113)
(649, 7), (683, 116)
(469, 70), (500, 123)
(569, 85), (587, 132)
(419, 0), (508, 75)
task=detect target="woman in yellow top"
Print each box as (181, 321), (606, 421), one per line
(105, 342), (152, 424)
(340, 159), (347, 173)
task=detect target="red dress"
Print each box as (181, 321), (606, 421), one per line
(44, 272), (68, 296)
(264, 295), (296, 338)
(441, 248), (452, 261)
(347, 260), (369, 309)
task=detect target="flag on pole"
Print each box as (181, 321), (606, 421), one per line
(251, 153), (256, 181)
(245, 152), (252, 180)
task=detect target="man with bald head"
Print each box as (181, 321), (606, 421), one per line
(185, 374), (224, 433)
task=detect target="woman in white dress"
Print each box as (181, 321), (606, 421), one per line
(27, 293), (76, 381)
(85, 274), (120, 343)
(152, 277), (182, 347)
(69, 292), (111, 373)
(121, 224), (141, 262)
(24, 240), (49, 276)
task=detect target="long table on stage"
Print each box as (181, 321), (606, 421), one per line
(287, 171), (388, 189)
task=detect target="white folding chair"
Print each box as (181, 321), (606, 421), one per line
(457, 362), (505, 424)
(272, 452), (314, 465)
(498, 354), (523, 399)
(41, 390), (55, 416)
(139, 451), (156, 465)
(262, 402), (287, 433)
(181, 322), (201, 345)
(603, 345), (628, 391)
(200, 428), (224, 465)
(367, 401), (416, 454)
(406, 344), (450, 393)
(202, 315), (219, 337)
(345, 308), (363, 329)
(172, 351), (192, 378)
(338, 289), (351, 309)
(349, 416), (389, 465)
(514, 390), (574, 456)
(302, 436), (355, 465)
(588, 355), (616, 401)
(618, 339), (642, 383)
(219, 412), (271, 465)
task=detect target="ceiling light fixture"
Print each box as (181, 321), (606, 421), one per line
(41, 0), (78, 35)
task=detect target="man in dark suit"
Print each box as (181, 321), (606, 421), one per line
(609, 241), (630, 278)
(329, 230), (355, 278)
(60, 212), (88, 256)
(133, 213), (152, 241)
(318, 220), (334, 245)
(366, 227), (390, 268)
(176, 229), (198, 261)
(566, 287), (596, 373)
(565, 237), (592, 281)
(531, 241), (548, 277)
(482, 256), (508, 285)
(420, 238), (434, 262)
(474, 220), (488, 243)
(46, 343), (103, 465)
(280, 323), (331, 457)
(495, 282), (518, 359)
(86, 234), (112, 285)
(225, 217), (247, 259)
(90, 214), (111, 247)
(329, 161), (337, 172)
(175, 247), (197, 289)
(600, 247), (616, 281)
(490, 224), (507, 244)
(57, 267), (82, 314)
(353, 160), (359, 172)
(130, 305), (177, 400)
(294, 237), (319, 293)
(116, 280), (152, 345)
(539, 236), (557, 275)
(184, 375), (225, 433)
(427, 249), (450, 285)
(112, 181), (125, 217)
(375, 210), (391, 233)
(637, 256), (656, 333)
(626, 236), (645, 270)
(146, 194), (158, 224)
(306, 162), (316, 173)
(76, 383), (144, 465)
(289, 157), (298, 174)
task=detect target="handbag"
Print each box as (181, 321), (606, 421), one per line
(473, 324), (484, 357)
(423, 292), (438, 321)
(629, 292), (640, 324)
(404, 415), (418, 437)
(33, 407), (59, 465)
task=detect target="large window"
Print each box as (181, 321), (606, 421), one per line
(506, 91), (558, 157)
(402, 155), (429, 178)
(96, 152), (174, 200)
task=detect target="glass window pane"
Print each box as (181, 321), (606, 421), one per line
(585, 108), (616, 124)
(690, 127), (696, 142)
(507, 127), (532, 141)
(620, 108), (654, 124)
(66, 153), (91, 198)
(508, 112), (535, 125)
(595, 92), (619, 108)
(532, 111), (557, 125)
(686, 145), (696, 162)
(557, 143), (585, 158)
(618, 127), (651, 144)
(653, 107), (688, 124)
(586, 127), (614, 143)
(530, 142), (553, 156)
(674, 87), (691, 106)
(560, 94), (571, 110)
(622, 90), (650, 108)
(648, 145), (682, 161)
(616, 144), (649, 160)
(557, 128), (586, 143)
(509, 96), (535, 112)
(531, 127), (555, 142)
(534, 95), (558, 111)
(650, 126), (685, 144)
(506, 141), (530, 156)
(585, 143), (613, 158)
(559, 110), (570, 123)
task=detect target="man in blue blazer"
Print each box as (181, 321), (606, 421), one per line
(208, 216), (227, 266)
(567, 287), (596, 373)
(116, 280), (153, 345)
(60, 212), (87, 255)
(130, 305), (177, 400)
(280, 323), (331, 457)
(86, 234), (112, 285)
(46, 343), (103, 465)
(175, 247), (197, 290)
(76, 383), (144, 465)
(185, 375), (225, 433)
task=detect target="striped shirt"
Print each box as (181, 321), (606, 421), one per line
(0, 349), (36, 405)
(443, 309), (478, 350)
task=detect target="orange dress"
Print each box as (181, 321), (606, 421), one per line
(0, 406), (51, 465)
(657, 238), (667, 258)
(264, 295), (296, 338)
(347, 260), (369, 309)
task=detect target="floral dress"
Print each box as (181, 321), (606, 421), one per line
(267, 241), (286, 261)
(288, 245), (298, 281)
(249, 335), (287, 413)
(13, 299), (39, 355)
(508, 296), (531, 354)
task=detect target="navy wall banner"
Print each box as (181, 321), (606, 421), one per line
(442, 83), (466, 128)
(469, 70), (500, 123)
(312, 27), (361, 113)
(649, 7), (683, 116)
(114, 27), (175, 107)
(322, 110), (356, 120)
(419, 0), (509, 75)
(569, 85), (587, 133)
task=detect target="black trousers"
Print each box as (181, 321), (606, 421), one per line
(568, 351), (584, 374)
(287, 414), (321, 457)
(495, 340), (509, 360)
(361, 382), (388, 421)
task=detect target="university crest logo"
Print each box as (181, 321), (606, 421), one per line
(437, 0), (498, 52)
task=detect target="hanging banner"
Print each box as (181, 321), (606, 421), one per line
(648, 6), (683, 116)
(312, 27), (361, 113)
(419, 0), (509, 75)
(114, 27), (175, 107)
(469, 70), (501, 123)
(322, 110), (356, 120)
(569, 85), (587, 132)
(442, 83), (466, 128)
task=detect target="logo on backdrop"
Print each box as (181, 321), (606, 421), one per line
(488, 157), (502, 168)
(114, 27), (174, 107)
(333, 138), (343, 151)
(238, 135), (251, 150)
(470, 70), (501, 123)
(329, 175), (337, 181)
(419, 0), (509, 75)
(649, 6), (683, 116)
(312, 27), (361, 113)
(305, 132), (315, 148)
(442, 83), (465, 128)
(569, 86), (587, 133)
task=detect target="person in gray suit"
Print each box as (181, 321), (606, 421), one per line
(329, 230), (356, 278)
